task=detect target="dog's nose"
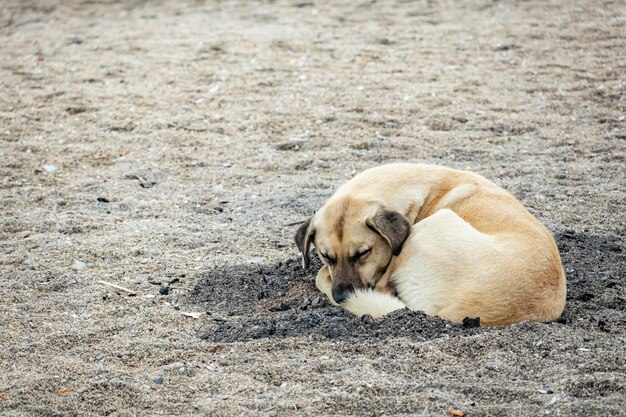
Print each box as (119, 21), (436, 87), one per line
(332, 283), (354, 304)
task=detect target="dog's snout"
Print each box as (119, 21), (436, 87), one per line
(332, 283), (354, 304)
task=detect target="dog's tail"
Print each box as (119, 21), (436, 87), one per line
(342, 289), (407, 318)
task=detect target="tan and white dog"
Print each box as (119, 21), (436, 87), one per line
(295, 163), (566, 326)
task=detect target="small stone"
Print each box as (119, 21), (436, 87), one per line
(65, 106), (88, 115)
(311, 296), (322, 307)
(22, 258), (32, 267)
(96, 353), (105, 361)
(269, 302), (291, 312)
(154, 376), (164, 385)
(73, 260), (86, 270)
(494, 44), (517, 51)
(159, 287), (170, 295)
(361, 314), (374, 324)
(462, 317), (481, 328)
(218, 394), (229, 400)
(271, 240), (286, 248)
(299, 299), (311, 310)
(376, 37), (394, 45)
(162, 361), (184, 371)
(139, 181), (157, 189)
(97, 197), (110, 203)
(42, 164), (59, 173)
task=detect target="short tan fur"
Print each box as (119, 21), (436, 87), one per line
(295, 163), (566, 326)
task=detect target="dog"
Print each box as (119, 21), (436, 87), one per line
(295, 163), (566, 326)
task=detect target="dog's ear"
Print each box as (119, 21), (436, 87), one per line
(294, 217), (315, 270)
(366, 208), (411, 256)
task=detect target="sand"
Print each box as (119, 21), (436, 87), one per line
(0, 1), (624, 415)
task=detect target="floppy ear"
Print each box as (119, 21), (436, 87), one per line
(294, 217), (315, 270)
(366, 208), (411, 256)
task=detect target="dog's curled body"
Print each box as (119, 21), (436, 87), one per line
(298, 163), (566, 326)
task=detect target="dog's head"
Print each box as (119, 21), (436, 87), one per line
(295, 197), (411, 304)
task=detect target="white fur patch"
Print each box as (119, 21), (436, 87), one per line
(342, 289), (407, 318)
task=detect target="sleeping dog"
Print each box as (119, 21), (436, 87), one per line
(295, 163), (566, 326)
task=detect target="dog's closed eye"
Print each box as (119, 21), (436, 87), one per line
(350, 248), (371, 263)
(320, 252), (336, 266)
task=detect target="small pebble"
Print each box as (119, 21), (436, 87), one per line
(162, 362), (184, 371)
(154, 376), (164, 385)
(269, 302), (291, 312)
(462, 317), (481, 328)
(96, 353), (105, 361)
(73, 260), (86, 270)
(97, 197), (110, 203)
(376, 37), (394, 45)
(139, 181), (157, 189)
(22, 258), (32, 267)
(42, 164), (59, 173)
(299, 299), (311, 310)
(311, 296), (322, 307)
(159, 287), (170, 295)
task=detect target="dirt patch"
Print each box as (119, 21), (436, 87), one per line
(191, 232), (624, 342)
(556, 232), (625, 326)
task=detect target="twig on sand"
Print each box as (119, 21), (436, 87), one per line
(283, 220), (307, 227)
(97, 280), (137, 296)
